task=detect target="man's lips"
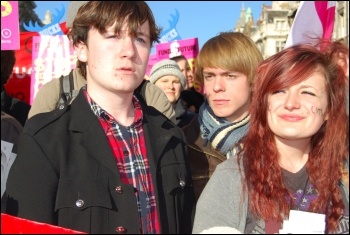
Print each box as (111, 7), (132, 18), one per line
(212, 99), (229, 105)
(116, 67), (135, 74)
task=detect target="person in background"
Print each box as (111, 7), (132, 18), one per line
(150, 59), (196, 127)
(1, 50), (31, 127)
(171, 55), (205, 113)
(1, 111), (23, 211)
(1, 112), (22, 161)
(180, 89), (204, 114)
(185, 62), (195, 90)
(182, 32), (263, 200)
(170, 55), (189, 89)
(171, 55), (202, 93)
(28, 1), (175, 122)
(193, 42), (349, 234)
(6, 2), (195, 234)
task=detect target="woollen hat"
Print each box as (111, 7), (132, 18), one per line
(66, 1), (88, 28)
(150, 59), (186, 90)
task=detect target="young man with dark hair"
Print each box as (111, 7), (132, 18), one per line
(28, 1), (175, 122)
(6, 2), (195, 233)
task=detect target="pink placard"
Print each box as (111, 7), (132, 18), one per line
(156, 38), (199, 61)
(30, 35), (77, 104)
(153, 38), (203, 93)
(1, 1), (20, 50)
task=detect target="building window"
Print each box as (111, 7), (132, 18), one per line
(276, 20), (286, 30)
(276, 41), (285, 53)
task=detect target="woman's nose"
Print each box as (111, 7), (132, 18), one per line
(284, 92), (301, 110)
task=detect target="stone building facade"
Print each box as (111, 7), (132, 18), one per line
(234, 1), (349, 58)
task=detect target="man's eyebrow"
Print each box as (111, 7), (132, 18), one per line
(136, 31), (150, 38)
(203, 70), (231, 75)
(202, 71), (214, 75)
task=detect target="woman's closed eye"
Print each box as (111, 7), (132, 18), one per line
(301, 91), (316, 96)
(271, 89), (285, 94)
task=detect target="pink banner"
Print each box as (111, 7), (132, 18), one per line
(151, 38), (203, 93)
(156, 37), (199, 61)
(145, 37), (199, 78)
(30, 35), (77, 104)
(1, 1), (20, 50)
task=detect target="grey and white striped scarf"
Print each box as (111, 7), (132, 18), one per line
(198, 100), (250, 158)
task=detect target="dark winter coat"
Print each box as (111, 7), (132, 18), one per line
(5, 89), (195, 234)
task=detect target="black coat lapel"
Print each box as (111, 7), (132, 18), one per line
(69, 91), (120, 176)
(68, 91), (177, 177)
(141, 105), (175, 167)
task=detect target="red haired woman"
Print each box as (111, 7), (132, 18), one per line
(193, 42), (349, 234)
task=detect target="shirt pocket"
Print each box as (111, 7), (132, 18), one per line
(54, 178), (113, 232)
(55, 178), (112, 211)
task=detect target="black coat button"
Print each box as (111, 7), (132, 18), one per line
(75, 199), (84, 208)
(115, 186), (123, 194)
(179, 180), (186, 188)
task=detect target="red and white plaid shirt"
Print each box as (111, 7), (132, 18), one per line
(84, 87), (160, 233)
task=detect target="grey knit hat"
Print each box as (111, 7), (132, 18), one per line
(66, 1), (88, 28)
(150, 59), (186, 89)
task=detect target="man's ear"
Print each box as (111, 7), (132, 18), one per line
(75, 42), (87, 62)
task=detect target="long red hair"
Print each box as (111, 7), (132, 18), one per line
(238, 42), (348, 233)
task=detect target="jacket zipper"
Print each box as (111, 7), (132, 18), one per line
(188, 145), (226, 162)
(192, 175), (210, 181)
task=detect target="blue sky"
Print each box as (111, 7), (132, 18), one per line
(34, 1), (271, 53)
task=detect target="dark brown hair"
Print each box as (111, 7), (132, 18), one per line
(68, 1), (161, 79)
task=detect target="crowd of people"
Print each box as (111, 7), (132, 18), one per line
(1, 1), (348, 234)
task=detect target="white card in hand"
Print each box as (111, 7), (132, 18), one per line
(279, 210), (325, 234)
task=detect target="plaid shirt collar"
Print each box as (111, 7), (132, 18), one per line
(82, 86), (143, 126)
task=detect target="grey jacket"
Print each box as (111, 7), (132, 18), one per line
(192, 157), (248, 234)
(28, 68), (175, 122)
(193, 156), (350, 234)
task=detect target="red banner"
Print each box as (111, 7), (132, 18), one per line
(1, 213), (85, 234)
